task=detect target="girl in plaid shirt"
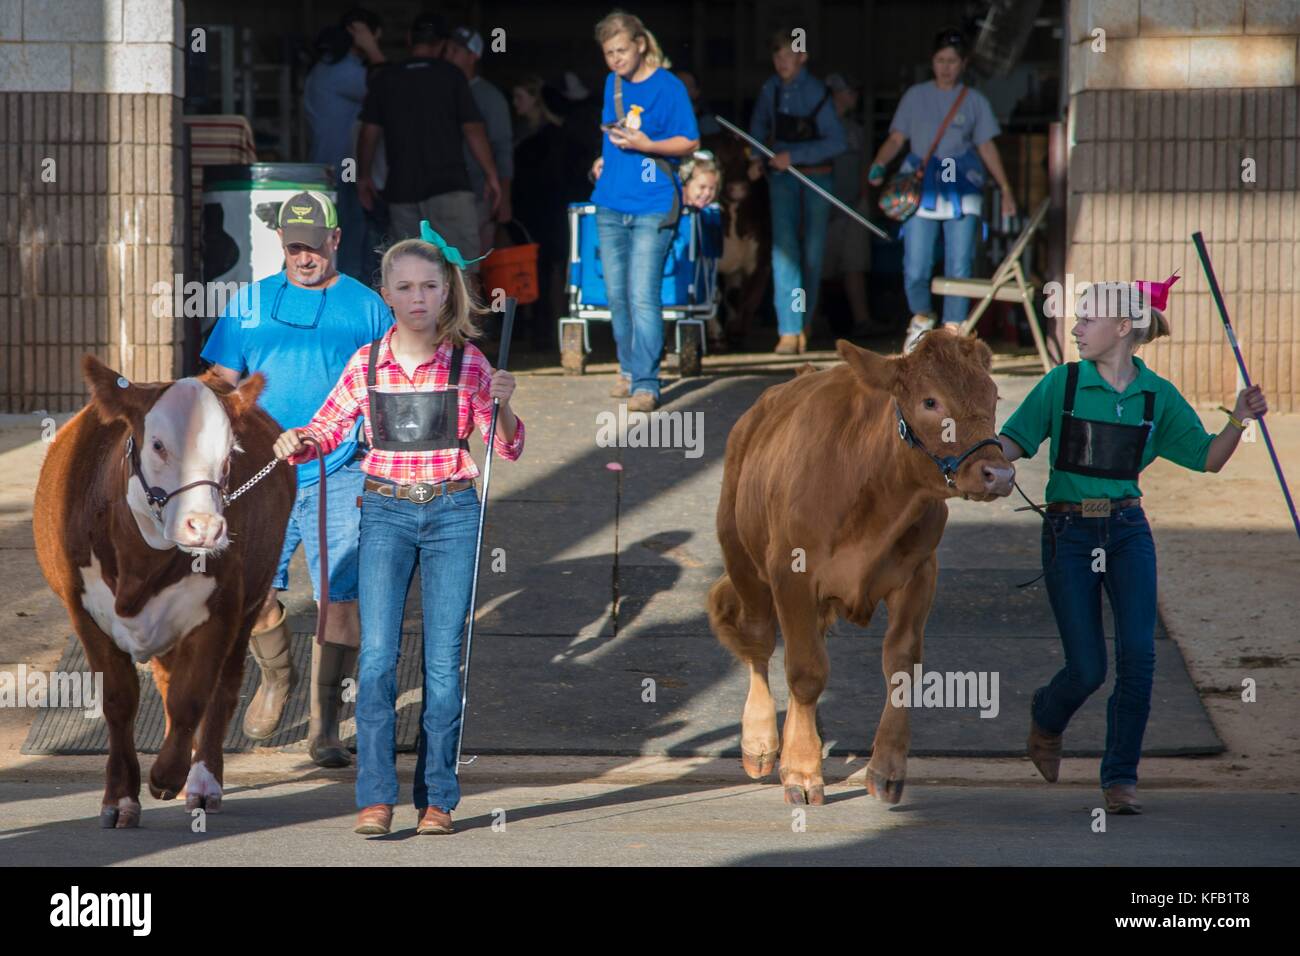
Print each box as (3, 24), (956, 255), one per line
(273, 223), (523, 836)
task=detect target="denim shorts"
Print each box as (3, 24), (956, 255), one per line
(271, 459), (367, 602)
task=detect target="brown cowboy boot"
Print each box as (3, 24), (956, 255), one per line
(1103, 784), (1143, 814)
(355, 804), (393, 835)
(242, 601), (295, 740)
(308, 641), (357, 768)
(416, 806), (455, 835)
(1027, 715), (1064, 783)
(774, 334), (801, 355)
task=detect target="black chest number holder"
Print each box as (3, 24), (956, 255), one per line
(612, 74), (682, 231)
(365, 340), (470, 453)
(772, 87), (831, 144)
(1053, 362), (1156, 481)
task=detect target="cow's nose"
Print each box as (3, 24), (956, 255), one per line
(982, 463), (1015, 496)
(182, 513), (226, 549)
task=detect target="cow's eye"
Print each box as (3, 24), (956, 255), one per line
(923, 398), (937, 410)
(151, 438), (165, 454)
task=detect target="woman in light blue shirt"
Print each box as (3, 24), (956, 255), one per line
(868, 27), (1016, 350)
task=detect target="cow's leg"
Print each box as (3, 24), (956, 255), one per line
(148, 617), (237, 801)
(868, 555), (938, 805)
(708, 570), (779, 778)
(773, 580), (829, 805)
(184, 622), (252, 813)
(71, 609), (143, 828)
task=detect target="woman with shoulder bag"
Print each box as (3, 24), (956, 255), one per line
(868, 27), (1016, 352)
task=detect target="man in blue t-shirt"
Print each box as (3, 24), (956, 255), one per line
(202, 190), (392, 766)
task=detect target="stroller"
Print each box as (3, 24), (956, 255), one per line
(558, 203), (723, 377)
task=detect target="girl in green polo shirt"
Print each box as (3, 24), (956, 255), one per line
(997, 277), (1268, 814)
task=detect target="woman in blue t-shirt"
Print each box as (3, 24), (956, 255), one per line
(589, 10), (699, 411)
(867, 27), (1017, 351)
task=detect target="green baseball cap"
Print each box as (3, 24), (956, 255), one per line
(277, 190), (338, 248)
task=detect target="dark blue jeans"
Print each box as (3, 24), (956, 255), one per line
(595, 205), (675, 399)
(1034, 505), (1158, 788)
(355, 480), (480, 813)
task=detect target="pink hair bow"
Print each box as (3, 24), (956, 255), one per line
(1134, 271), (1180, 312)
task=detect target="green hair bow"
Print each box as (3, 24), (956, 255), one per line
(419, 220), (491, 268)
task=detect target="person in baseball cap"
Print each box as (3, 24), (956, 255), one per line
(278, 190), (341, 251)
(446, 26), (483, 59)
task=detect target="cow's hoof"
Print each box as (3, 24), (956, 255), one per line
(100, 798), (141, 829)
(148, 779), (178, 801)
(741, 746), (779, 779)
(183, 761), (224, 813)
(866, 768), (906, 804)
(186, 793), (222, 813)
(782, 783), (825, 806)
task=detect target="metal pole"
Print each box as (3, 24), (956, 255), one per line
(1192, 232), (1300, 543)
(455, 296), (518, 772)
(714, 115), (893, 241)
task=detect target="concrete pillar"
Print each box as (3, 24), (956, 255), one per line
(1066, 0), (1299, 410)
(0, 0), (186, 412)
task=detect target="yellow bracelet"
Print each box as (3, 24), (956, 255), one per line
(1217, 405), (1246, 430)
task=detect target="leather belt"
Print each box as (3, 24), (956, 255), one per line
(1045, 497), (1141, 514)
(364, 477), (475, 503)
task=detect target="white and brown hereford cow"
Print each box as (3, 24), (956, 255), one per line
(709, 333), (1015, 806)
(33, 355), (293, 827)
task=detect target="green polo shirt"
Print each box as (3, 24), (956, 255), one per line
(1000, 356), (1217, 503)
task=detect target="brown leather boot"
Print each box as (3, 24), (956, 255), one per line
(1103, 784), (1142, 814)
(355, 804), (393, 835)
(1027, 715), (1063, 783)
(774, 334), (801, 355)
(242, 601), (295, 740)
(797, 330), (808, 353)
(416, 806), (455, 835)
(308, 641), (357, 768)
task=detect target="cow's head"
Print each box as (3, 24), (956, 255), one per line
(837, 333), (1015, 500)
(83, 355), (266, 554)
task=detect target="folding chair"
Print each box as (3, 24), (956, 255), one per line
(930, 198), (1053, 372)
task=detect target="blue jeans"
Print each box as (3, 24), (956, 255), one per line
(768, 169), (833, 336)
(901, 212), (980, 326)
(1034, 506), (1158, 788)
(272, 459), (365, 602)
(595, 205), (675, 399)
(354, 480), (480, 813)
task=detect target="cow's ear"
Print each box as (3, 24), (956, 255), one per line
(226, 371), (265, 421)
(836, 339), (899, 393)
(82, 354), (164, 423)
(958, 335), (994, 371)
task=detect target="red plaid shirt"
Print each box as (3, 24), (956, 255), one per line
(288, 326), (524, 483)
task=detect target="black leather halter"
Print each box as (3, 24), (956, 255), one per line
(894, 402), (1002, 488)
(124, 433), (229, 520)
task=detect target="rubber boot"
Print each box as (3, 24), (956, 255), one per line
(309, 641), (358, 768)
(242, 601), (295, 741)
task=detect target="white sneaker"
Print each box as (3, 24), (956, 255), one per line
(902, 314), (937, 354)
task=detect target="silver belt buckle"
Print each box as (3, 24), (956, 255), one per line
(408, 481), (435, 503)
(1080, 497), (1111, 518)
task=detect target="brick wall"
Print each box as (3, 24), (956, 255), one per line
(1067, 0), (1300, 411)
(0, 0), (185, 413)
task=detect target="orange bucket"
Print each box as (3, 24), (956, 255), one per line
(481, 220), (540, 305)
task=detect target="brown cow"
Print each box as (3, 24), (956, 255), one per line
(32, 355), (293, 827)
(708, 332), (1015, 805)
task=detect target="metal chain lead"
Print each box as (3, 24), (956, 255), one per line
(224, 457), (280, 505)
